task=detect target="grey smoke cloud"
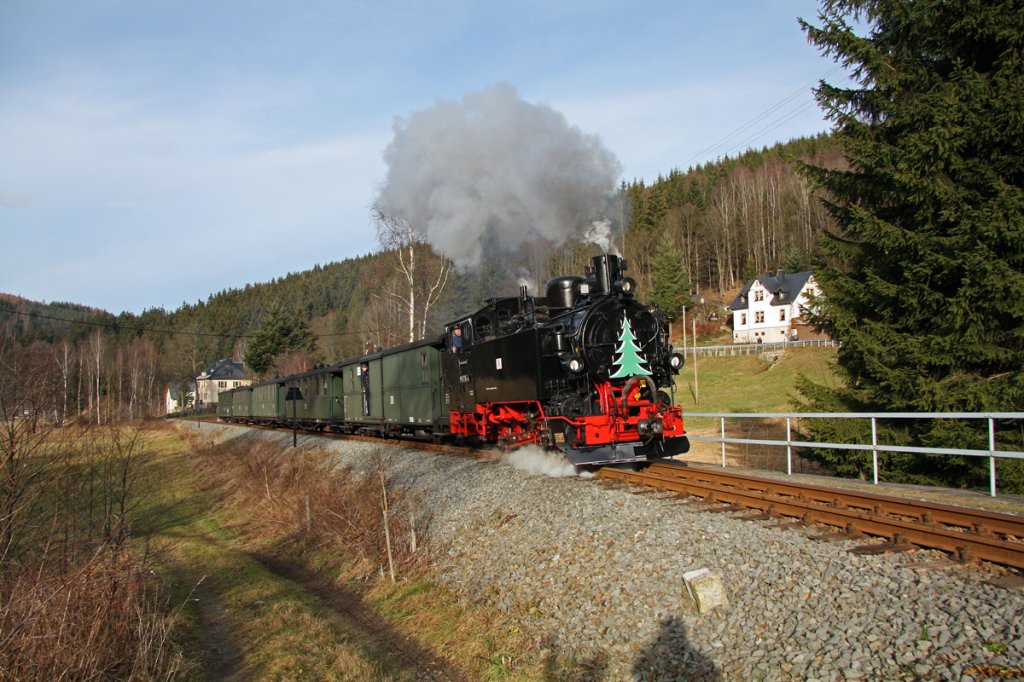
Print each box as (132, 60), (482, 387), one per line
(375, 83), (622, 268)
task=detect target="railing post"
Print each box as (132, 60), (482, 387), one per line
(989, 417), (997, 497)
(721, 417), (726, 467)
(871, 416), (879, 485)
(786, 417), (792, 476)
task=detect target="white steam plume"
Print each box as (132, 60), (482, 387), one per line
(375, 83), (622, 268)
(583, 219), (620, 256)
(500, 445), (595, 478)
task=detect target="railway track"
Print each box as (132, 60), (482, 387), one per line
(598, 462), (1024, 570)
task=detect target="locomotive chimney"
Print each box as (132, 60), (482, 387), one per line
(591, 254), (622, 295)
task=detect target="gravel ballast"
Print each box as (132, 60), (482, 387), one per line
(192, 424), (1024, 681)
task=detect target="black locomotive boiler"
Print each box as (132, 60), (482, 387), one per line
(442, 254), (688, 465)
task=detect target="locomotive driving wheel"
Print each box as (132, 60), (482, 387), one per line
(562, 423), (579, 449)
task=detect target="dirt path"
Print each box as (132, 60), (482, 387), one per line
(255, 554), (467, 682)
(190, 576), (251, 681)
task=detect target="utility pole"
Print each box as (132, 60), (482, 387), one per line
(692, 318), (699, 405)
(286, 386), (303, 447)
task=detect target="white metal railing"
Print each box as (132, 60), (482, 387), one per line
(674, 339), (837, 357)
(683, 411), (1024, 497)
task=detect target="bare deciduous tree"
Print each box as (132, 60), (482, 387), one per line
(372, 205), (452, 343)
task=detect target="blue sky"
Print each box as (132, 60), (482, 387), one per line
(0, 1), (845, 314)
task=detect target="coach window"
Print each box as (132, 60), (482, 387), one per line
(420, 351), (429, 383)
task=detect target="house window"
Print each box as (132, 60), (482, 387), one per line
(755, 311), (765, 324)
(754, 290), (764, 302)
(779, 309), (786, 321)
(740, 313), (747, 326)
(217, 381), (226, 388)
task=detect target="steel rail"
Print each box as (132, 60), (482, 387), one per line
(652, 464), (1024, 536)
(598, 463), (1024, 570)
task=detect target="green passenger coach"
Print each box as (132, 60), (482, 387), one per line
(217, 338), (446, 440)
(382, 339), (445, 437)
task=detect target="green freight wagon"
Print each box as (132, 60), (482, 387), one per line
(281, 365), (345, 429)
(381, 339), (446, 437)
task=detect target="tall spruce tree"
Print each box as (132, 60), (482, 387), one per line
(243, 303), (318, 377)
(649, 232), (692, 322)
(799, 0), (1024, 489)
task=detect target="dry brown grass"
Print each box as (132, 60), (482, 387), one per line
(0, 425), (190, 681)
(188, 438), (430, 583)
(0, 548), (186, 681)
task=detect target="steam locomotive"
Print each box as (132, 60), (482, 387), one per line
(218, 254), (688, 467)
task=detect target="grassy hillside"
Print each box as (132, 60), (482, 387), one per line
(673, 346), (841, 414)
(670, 346), (841, 472)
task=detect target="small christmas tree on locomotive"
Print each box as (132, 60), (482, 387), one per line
(610, 315), (653, 379)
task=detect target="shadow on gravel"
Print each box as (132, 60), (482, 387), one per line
(254, 548), (468, 682)
(632, 616), (720, 681)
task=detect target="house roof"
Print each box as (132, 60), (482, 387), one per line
(727, 270), (813, 311)
(198, 359), (249, 381)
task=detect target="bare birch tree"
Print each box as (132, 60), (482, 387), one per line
(88, 330), (103, 426)
(55, 340), (72, 425)
(372, 205), (452, 343)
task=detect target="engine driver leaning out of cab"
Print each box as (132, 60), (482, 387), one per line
(451, 326), (463, 353)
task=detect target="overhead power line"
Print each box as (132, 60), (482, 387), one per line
(684, 0), (944, 167)
(3, 308), (381, 340)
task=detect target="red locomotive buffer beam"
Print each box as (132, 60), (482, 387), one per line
(555, 380), (688, 466)
(449, 378), (689, 466)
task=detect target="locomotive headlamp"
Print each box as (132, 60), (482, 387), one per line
(669, 352), (685, 370)
(616, 277), (637, 295)
(567, 355), (586, 373)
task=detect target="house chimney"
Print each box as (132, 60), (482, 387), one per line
(777, 268), (785, 281)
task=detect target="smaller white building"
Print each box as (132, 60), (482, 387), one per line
(195, 359), (251, 407)
(164, 384), (193, 414)
(727, 269), (821, 343)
